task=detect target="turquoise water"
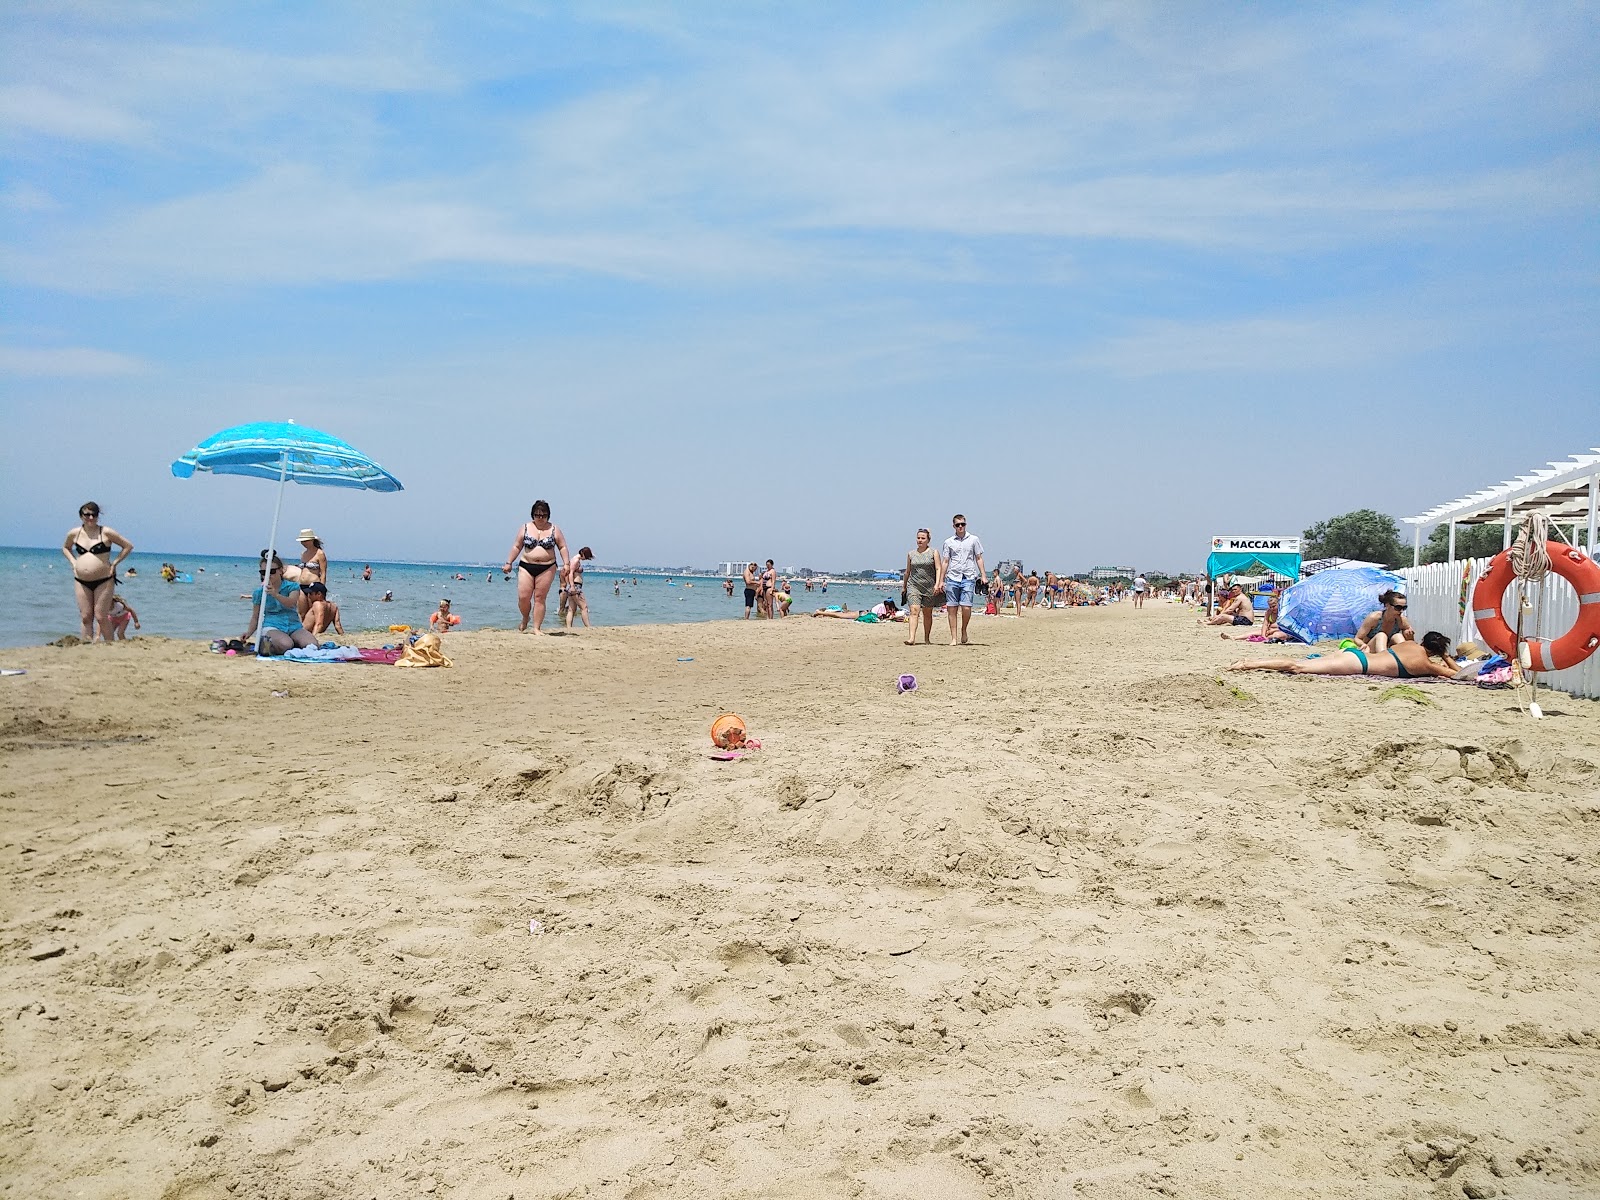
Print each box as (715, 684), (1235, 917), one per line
(0, 546), (900, 649)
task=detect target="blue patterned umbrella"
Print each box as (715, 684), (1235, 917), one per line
(171, 421), (402, 491)
(1277, 566), (1404, 644)
(172, 421), (402, 648)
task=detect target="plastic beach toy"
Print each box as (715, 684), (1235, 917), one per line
(710, 713), (747, 749)
(897, 674), (917, 693)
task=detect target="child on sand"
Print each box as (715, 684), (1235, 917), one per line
(304, 583), (344, 637)
(109, 593), (140, 640)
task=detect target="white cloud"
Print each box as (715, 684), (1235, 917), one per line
(0, 346), (151, 376)
(1075, 313), (1450, 376)
(0, 83), (146, 142)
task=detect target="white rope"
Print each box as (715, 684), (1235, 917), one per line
(1507, 511), (1551, 716)
(1509, 511), (1551, 582)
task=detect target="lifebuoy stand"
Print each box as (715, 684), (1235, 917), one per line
(1471, 543), (1600, 672)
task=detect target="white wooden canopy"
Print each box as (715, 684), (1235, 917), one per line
(1402, 448), (1600, 527)
(1399, 447), (1599, 565)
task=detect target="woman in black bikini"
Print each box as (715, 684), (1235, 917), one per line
(62, 501), (133, 642)
(502, 500), (571, 634)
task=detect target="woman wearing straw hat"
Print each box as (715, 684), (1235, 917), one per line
(288, 529), (329, 620)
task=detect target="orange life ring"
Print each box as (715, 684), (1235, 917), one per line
(1470, 542), (1600, 672)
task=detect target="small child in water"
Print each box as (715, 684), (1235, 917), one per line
(429, 598), (461, 632)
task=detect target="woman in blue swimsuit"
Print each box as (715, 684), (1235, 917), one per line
(62, 501), (133, 642)
(502, 500), (571, 634)
(1228, 632), (1460, 679)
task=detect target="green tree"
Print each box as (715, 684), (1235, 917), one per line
(1421, 523), (1505, 564)
(1302, 509), (1405, 565)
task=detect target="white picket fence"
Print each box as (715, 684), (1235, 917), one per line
(1399, 545), (1600, 700)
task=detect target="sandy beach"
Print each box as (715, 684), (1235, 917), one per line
(2, 603), (1597, 1200)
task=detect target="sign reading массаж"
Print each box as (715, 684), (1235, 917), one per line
(1211, 535), (1302, 553)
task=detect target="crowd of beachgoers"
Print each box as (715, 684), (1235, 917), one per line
(58, 498), (1483, 682)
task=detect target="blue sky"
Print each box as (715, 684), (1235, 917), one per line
(3, 2), (1596, 572)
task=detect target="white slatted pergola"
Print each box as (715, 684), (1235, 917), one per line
(1401, 447), (1600, 566)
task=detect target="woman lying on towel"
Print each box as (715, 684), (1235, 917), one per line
(810, 600), (904, 622)
(1220, 597), (1292, 643)
(1229, 631), (1460, 678)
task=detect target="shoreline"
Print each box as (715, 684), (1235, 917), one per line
(4, 605), (1597, 1198)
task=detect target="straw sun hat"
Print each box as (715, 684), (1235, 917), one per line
(297, 529), (319, 542)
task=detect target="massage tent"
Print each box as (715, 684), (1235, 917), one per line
(1206, 535), (1303, 582)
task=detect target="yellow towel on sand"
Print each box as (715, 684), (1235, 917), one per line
(396, 633), (452, 668)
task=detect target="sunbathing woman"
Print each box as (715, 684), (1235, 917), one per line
(811, 600), (903, 621)
(1354, 590), (1414, 651)
(1221, 596), (1292, 642)
(502, 500), (570, 634)
(1229, 631), (1459, 678)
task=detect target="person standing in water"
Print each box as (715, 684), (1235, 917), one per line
(62, 501), (134, 642)
(502, 500), (571, 634)
(742, 562), (759, 619)
(565, 547), (595, 629)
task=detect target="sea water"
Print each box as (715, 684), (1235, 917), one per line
(0, 546), (902, 649)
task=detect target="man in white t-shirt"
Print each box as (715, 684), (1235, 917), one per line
(1132, 573), (1148, 609)
(940, 513), (987, 645)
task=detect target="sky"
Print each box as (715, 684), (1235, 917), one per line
(3, 2), (1596, 573)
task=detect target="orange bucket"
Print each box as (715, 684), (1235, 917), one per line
(710, 713), (747, 749)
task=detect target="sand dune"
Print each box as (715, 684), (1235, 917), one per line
(2, 604), (1597, 1199)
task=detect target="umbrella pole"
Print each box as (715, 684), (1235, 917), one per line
(252, 451), (289, 653)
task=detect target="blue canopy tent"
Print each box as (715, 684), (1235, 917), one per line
(172, 421), (402, 650)
(1206, 536), (1303, 615)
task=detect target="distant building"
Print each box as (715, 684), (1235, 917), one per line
(1087, 565), (1134, 581)
(715, 561), (748, 577)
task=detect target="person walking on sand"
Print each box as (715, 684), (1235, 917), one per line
(1132, 572), (1148, 609)
(501, 500), (571, 634)
(901, 527), (946, 645)
(742, 562), (759, 619)
(941, 514), (986, 645)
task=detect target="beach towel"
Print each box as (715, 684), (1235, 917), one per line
(396, 633), (452, 668)
(275, 646), (364, 663)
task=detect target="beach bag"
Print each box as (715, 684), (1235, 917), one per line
(1476, 655), (1512, 688)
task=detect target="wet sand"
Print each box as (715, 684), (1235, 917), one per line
(2, 603), (1597, 1199)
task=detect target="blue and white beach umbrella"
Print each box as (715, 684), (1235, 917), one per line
(172, 420), (402, 647)
(1276, 566), (1404, 645)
